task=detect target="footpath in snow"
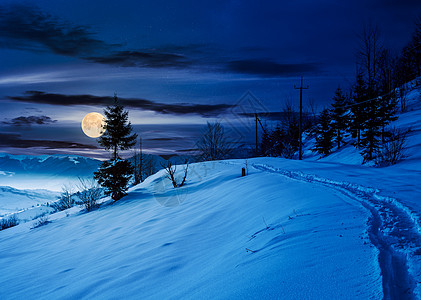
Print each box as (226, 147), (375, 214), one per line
(250, 160), (420, 299)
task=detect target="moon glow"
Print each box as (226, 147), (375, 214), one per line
(81, 112), (106, 138)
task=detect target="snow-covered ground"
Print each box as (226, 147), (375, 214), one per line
(0, 160), (385, 299)
(0, 83), (420, 298)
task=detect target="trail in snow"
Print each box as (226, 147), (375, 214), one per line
(252, 163), (421, 300)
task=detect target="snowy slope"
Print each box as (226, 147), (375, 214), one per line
(0, 84), (420, 299)
(0, 160), (383, 299)
(0, 186), (58, 217)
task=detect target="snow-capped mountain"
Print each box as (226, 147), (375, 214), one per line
(0, 153), (101, 176)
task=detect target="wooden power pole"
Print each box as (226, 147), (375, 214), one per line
(294, 76), (309, 160)
(255, 113), (258, 154)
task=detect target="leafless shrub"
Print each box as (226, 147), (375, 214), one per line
(77, 177), (102, 211)
(51, 185), (75, 212)
(32, 215), (50, 229)
(161, 160), (189, 188)
(32, 212), (49, 220)
(0, 214), (19, 231)
(375, 127), (409, 166)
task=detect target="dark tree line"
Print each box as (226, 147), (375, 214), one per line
(259, 102), (314, 159)
(309, 19), (420, 164)
(259, 19), (419, 165)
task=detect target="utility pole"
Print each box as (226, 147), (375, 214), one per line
(255, 113), (258, 154)
(294, 76), (309, 160)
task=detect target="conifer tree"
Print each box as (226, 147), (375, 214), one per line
(312, 109), (334, 156)
(360, 96), (382, 163)
(350, 73), (368, 147)
(260, 125), (272, 156)
(94, 95), (137, 201)
(331, 87), (349, 149)
(377, 95), (398, 144)
(269, 124), (285, 157)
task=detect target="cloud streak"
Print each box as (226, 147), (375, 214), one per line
(227, 60), (319, 77)
(7, 91), (232, 117)
(2, 115), (57, 126)
(0, 133), (97, 149)
(87, 50), (191, 68)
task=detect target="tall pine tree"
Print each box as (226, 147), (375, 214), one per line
(350, 73), (368, 147)
(312, 109), (335, 157)
(269, 124), (285, 157)
(360, 96), (382, 163)
(94, 95), (137, 201)
(331, 87), (349, 149)
(259, 124), (272, 156)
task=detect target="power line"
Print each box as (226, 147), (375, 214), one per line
(333, 88), (397, 110)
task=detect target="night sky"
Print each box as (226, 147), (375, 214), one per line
(0, 0), (420, 158)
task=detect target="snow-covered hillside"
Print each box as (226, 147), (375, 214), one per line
(0, 186), (58, 217)
(0, 159), (386, 299)
(0, 84), (420, 299)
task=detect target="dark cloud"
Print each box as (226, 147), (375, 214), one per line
(2, 115), (57, 126)
(0, 4), (192, 69)
(87, 50), (191, 68)
(7, 91), (232, 117)
(0, 4), (111, 56)
(0, 4), (326, 77)
(227, 60), (320, 77)
(0, 133), (97, 149)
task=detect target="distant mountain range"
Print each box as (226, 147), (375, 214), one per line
(0, 154), (101, 176)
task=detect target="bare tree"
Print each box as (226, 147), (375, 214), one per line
(134, 139), (155, 184)
(375, 127), (409, 166)
(77, 177), (102, 211)
(161, 160), (189, 188)
(398, 85), (409, 112)
(133, 137), (144, 184)
(308, 98), (318, 121)
(197, 122), (232, 161)
(357, 23), (383, 94)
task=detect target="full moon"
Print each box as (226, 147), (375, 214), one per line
(81, 112), (106, 138)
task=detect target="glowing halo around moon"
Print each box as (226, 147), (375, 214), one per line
(81, 112), (106, 138)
